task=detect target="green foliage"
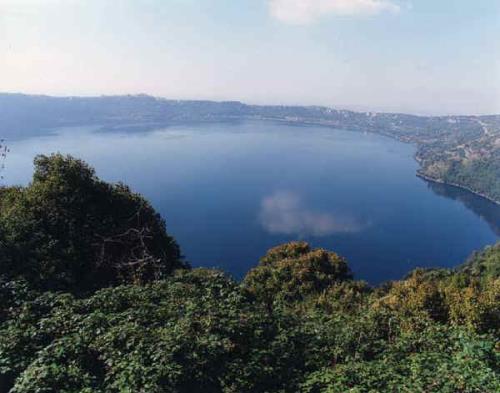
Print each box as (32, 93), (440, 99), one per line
(460, 243), (500, 280)
(0, 154), (185, 292)
(0, 277), (36, 323)
(0, 269), (311, 393)
(243, 242), (352, 306)
(302, 327), (500, 393)
(0, 238), (498, 393)
(443, 156), (500, 203)
(374, 267), (500, 336)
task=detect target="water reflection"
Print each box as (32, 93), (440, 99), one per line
(259, 190), (368, 237)
(424, 180), (500, 236)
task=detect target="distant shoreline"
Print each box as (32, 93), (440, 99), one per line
(1, 92), (498, 206)
(416, 172), (500, 206)
(266, 117), (500, 206)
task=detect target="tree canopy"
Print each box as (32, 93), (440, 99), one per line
(243, 242), (352, 306)
(0, 154), (184, 292)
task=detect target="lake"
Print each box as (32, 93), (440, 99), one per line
(3, 121), (499, 283)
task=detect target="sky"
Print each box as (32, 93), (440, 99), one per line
(0, 0), (499, 115)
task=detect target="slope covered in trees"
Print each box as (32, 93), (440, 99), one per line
(0, 156), (498, 392)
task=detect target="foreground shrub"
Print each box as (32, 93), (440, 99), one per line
(302, 326), (500, 393)
(0, 269), (310, 393)
(374, 268), (500, 335)
(0, 242), (499, 393)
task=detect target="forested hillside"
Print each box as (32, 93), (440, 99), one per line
(0, 155), (499, 393)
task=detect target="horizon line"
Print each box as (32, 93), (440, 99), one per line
(1, 90), (499, 118)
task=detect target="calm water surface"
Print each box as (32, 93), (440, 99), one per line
(4, 121), (499, 283)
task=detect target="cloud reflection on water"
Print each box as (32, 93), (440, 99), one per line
(259, 191), (368, 237)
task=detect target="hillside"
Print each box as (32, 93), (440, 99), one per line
(459, 243), (500, 279)
(1, 93), (499, 203)
(0, 155), (498, 393)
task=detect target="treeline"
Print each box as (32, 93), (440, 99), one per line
(0, 155), (499, 392)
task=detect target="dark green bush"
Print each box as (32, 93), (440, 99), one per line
(0, 154), (185, 292)
(0, 269), (312, 393)
(243, 242), (352, 306)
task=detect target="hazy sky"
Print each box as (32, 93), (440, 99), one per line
(0, 0), (499, 114)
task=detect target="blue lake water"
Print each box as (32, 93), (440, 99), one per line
(3, 121), (499, 283)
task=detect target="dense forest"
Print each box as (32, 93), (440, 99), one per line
(0, 155), (499, 392)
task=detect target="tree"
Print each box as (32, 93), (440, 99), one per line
(243, 242), (352, 306)
(0, 154), (185, 292)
